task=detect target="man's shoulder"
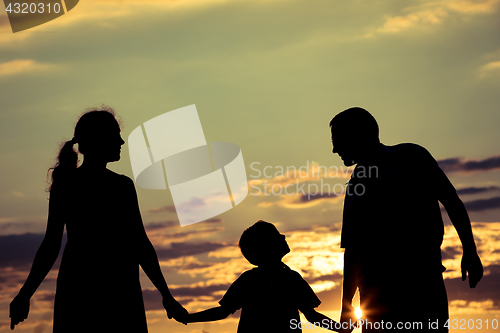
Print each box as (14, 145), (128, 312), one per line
(384, 143), (435, 162)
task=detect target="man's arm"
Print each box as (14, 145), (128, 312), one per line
(340, 248), (360, 332)
(440, 192), (483, 288)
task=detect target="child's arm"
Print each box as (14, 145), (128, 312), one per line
(301, 308), (340, 332)
(187, 306), (232, 323)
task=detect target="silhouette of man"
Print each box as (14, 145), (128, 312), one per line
(330, 107), (483, 333)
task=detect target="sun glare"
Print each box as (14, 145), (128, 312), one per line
(355, 307), (362, 319)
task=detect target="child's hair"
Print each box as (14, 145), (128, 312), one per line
(239, 220), (280, 266)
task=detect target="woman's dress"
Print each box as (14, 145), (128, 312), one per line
(52, 170), (148, 333)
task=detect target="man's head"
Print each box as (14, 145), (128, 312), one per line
(330, 107), (380, 166)
(239, 220), (290, 266)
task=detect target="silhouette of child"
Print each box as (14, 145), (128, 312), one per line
(185, 220), (340, 332)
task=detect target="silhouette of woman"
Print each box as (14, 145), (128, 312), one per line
(9, 108), (187, 332)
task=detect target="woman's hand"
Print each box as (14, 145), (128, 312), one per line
(9, 294), (30, 330)
(163, 297), (188, 325)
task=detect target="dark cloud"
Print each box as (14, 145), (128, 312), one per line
(166, 226), (226, 240)
(456, 186), (500, 196)
(37, 292), (55, 303)
(203, 218), (223, 224)
(441, 246), (461, 260)
(0, 233), (67, 270)
(0, 233), (45, 268)
(283, 223), (341, 234)
(148, 205), (177, 213)
(445, 264), (500, 310)
(145, 220), (178, 231)
(463, 196), (500, 212)
(180, 261), (214, 270)
(171, 283), (232, 297)
(298, 192), (340, 203)
(155, 242), (228, 260)
(150, 197), (215, 215)
(438, 156), (500, 174)
(146, 218), (222, 232)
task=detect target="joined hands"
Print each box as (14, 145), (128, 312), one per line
(163, 297), (188, 325)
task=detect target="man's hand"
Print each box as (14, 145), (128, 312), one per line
(163, 297), (188, 325)
(461, 250), (483, 288)
(340, 303), (358, 333)
(9, 294), (30, 330)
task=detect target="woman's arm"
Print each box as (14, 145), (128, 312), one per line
(10, 186), (65, 329)
(126, 178), (188, 323)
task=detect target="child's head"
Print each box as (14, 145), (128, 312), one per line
(239, 220), (290, 266)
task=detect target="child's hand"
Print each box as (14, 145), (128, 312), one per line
(163, 297), (188, 325)
(340, 303), (357, 333)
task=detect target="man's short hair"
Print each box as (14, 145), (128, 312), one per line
(330, 107), (379, 141)
(239, 220), (278, 266)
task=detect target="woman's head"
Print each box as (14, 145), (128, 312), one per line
(74, 109), (124, 162)
(48, 106), (123, 191)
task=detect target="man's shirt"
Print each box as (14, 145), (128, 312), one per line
(341, 143), (456, 255)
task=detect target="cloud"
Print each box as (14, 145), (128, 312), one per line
(441, 223), (500, 279)
(257, 191), (344, 209)
(463, 196), (500, 212)
(146, 218), (225, 244)
(146, 218), (226, 232)
(441, 246), (462, 260)
(156, 241), (228, 261)
(248, 162), (352, 189)
(0, 0), (233, 45)
(376, 7), (449, 34)
(145, 220), (179, 231)
(438, 155), (500, 173)
(298, 192), (341, 203)
(445, 264), (500, 310)
(456, 186), (500, 195)
(249, 162), (350, 209)
(478, 60), (500, 78)
(0, 233), (68, 272)
(447, 0), (500, 13)
(0, 233), (44, 268)
(0, 60), (58, 77)
(148, 205), (177, 213)
(372, 0), (499, 35)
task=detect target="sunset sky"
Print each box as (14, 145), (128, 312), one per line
(1, 0), (500, 332)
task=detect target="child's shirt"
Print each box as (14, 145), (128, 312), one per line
(219, 263), (321, 332)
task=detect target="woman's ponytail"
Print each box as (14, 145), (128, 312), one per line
(47, 138), (78, 192)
